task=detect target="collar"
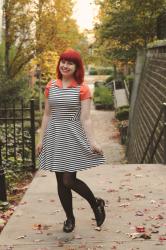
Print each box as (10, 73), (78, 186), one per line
(55, 79), (78, 88)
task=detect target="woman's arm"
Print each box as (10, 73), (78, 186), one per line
(36, 97), (51, 155)
(80, 98), (103, 155)
(38, 96), (51, 143)
(80, 98), (96, 144)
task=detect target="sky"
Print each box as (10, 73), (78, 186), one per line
(72, 0), (99, 31)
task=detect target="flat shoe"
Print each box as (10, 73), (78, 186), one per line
(93, 197), (106, 227)
(63, 217), (75, 233)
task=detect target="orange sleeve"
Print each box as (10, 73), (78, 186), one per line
(44, 80), (52, 97)
(80, 84), (92, 101)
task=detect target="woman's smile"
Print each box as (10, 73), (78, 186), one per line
(59, 59), (76, 77)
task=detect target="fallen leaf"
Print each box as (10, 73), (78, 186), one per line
(150, 200), (157, 204)
(125, 173), (132, 176)
(119, 203), (130, 207)
(32, 223), (51, 230)
(16, 235), (27, 239)
(0, 218), (6, 226)
(40, 174), (47, 177)
(135, 211), (144, 216)
(129, 232), (141, 239)
(20, 201), (27, 205)
(155, 214), (164, 220)
(96, 244), (103, 248)
(140, 233), (151, 239)
(151, 224), (160, 228)
(57, 240), (64, 247)
(151, 229), (159, 234)
(134, 174), (143, 178)
(107, 188), (118, 192)
(4, 246), (14, 250)
(33, 239), (44, 242)
(74, 234), (82, 239)
(129, 232), (151, 240)
(135, 226), (145, 233)
(38, 198), (44, 202)
(117, 196), (121, 202)
(136, 166), (142, 170)
(134, 194), (145, 198)
(159, 236), (166, 241)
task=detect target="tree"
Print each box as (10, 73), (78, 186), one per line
(2, 0), (81, 80)
(3, 0), (35, 79)
(94, 0), (166, 65)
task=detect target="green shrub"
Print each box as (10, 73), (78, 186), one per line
(124, 74), (134, 82)
(0, 123), (34, 194)
(89, 68), (98, 75)
(93, 86), (113, 106)
(116, 106), (130, 120)
(97, 68), (113, 75)
(105, 75), (114, 83)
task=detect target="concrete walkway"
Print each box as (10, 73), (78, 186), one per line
(0, 164), (166, 250)
(0, 87), (166, 249)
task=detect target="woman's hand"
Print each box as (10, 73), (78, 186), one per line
(36, 142), (43, 156)
(90, 142), (104, 155)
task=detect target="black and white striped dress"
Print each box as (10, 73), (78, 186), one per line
(38, 80), (106, 172)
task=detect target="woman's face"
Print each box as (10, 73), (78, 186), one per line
(59, 59), (76, 78)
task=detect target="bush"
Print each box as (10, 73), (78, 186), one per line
(0, 75), (32, 104)
(116, 106), (130, 120)
(105, 75), (114, 83)
(93, 86), (114, 109)
(89, 67), (113, 75)
(0, 123), (33, 194)
(94, 81), (105, 87)
(89, 67), (98, 75)
(97, 68), (113, 75)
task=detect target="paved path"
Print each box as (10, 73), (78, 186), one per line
(0, 164), (166, 250)
(88, 77), (126, 164)
(0, 106), (166, 249)
(1, 78), (165, 249)
(90, 106), (126, 164)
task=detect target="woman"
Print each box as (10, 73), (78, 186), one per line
(36, 48), (106, 233)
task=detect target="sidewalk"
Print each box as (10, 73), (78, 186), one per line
(0, 163), (166, 250)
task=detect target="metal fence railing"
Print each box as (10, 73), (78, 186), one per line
(141, 103), (166, 164)
(0, 99), (36, 201)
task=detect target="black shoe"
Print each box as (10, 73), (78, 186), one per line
(63, 217), (75, 233)
(93, 197), (106, 227)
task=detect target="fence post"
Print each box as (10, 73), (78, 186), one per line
(30, 99), (36, 171)
(163, 103), (166, 165)
(0, 142), (7, 201)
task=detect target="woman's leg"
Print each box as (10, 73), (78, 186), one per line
(63, 172), (97, 209)
(63, 172), (106, 227)
(55, 172), (74, 219)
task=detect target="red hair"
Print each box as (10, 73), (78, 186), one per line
(56, 49), (84, 84)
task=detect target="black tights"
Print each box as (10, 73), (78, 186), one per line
(55, 172), (97, 219)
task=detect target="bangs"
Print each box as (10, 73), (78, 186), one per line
(60, 49), (81, 65)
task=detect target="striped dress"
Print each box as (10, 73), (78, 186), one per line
(38, 80), (106, 172)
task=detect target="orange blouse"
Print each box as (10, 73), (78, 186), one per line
(44, 79), (92, 101)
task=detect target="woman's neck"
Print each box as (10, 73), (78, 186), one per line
(61, 77), (75, 88)
(62, 76), (74, 83)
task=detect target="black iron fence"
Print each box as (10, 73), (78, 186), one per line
(0, 99), (36, 201)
